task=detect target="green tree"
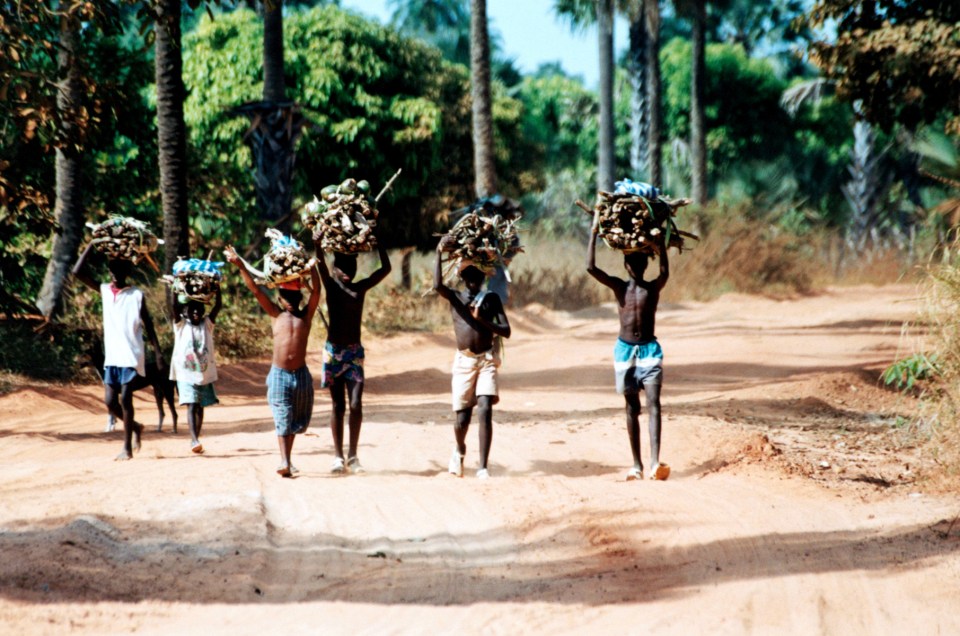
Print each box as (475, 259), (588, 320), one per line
(808, 0), (960, 134)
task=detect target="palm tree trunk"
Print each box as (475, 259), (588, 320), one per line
(155, 0), (190, 271)
(597, 0), (615, 192)
(36, 12), (84, 318)
(470, 0), (497, 198)
(627, 1), (648, 180)
(263, 0), (285, 103)
(645, 0), (663, 187)
(690, 0), (708, 204)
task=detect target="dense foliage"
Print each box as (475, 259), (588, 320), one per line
(809, 0), (960, 134)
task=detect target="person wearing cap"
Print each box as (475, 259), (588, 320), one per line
(224, 246), (321, 478)
(72, 245), (165, 461)
(433, 235), (512, 479)
(314, 237), (391, 475)
(586, 208), (671, 482)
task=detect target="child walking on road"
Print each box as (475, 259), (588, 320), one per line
(73, 245), (164, 460)
(586, 211), (671, 481)
(433, 236), (511, 479)
(170, 288), (222, 454)
(225, 246), (321, 477)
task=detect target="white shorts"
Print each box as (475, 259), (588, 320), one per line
(451, 349), (500, 411)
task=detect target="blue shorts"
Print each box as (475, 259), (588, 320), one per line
(266, 365), (314, 436)
(103, 366), (139, 387)
(614, 338), (663, 395)
(177, 381), (219, 407)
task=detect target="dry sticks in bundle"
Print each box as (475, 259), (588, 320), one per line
(576, 190), (697, 255)
(258, 229), (314, 287)
(302, 178), (379, 254)
(441, 211), (523, 275)
(85, 216), (161, 271)
(162, 259), (224, 304)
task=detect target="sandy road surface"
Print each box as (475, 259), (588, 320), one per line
(1, 284), (958, 635)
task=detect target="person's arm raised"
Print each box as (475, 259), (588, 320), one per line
(223, 246), (280, 318)
(71, 243), (100, 292)
(433, 237), (455, 301)
(656, 233), (670, 291)
(586, 210), (620, 290)
(357, 239), (392, 292)
(305, 263), (322, 320)
(208, 286), (223, 322)
(141, 300), (165, 372)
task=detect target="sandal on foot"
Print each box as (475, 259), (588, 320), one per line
(626, 467), (643, 481)
(649, 463), (671, 481)
(347, 456), (364, 474)
(331, 457), (346, 474)
(277, 464), (292, 477)
(448, 449), (464, 477)
(190, 441), (204, 454)
(476, 468), (490, 480)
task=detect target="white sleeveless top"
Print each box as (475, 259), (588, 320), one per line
(100, 283), (146, 376)
(170, 317), (218, 385)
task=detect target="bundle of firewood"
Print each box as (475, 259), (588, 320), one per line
(302, 178), (379, 254)
(441, 210), (523, 274)
(258, 229), (314, 287)
(577, 182), (697, 255)
(162, 259), (224, 303)
(85, 216), (161, 269)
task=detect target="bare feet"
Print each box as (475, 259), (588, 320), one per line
(115, 450), (132, 461)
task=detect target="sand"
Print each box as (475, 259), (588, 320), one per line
(1, 284), (958, 635)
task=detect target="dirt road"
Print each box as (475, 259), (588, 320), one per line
(1, 284), (958, 634)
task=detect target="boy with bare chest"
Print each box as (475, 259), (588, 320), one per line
(434, 236), (511, 479)
(587, 213), (671, 481)
(225, 246), (321, 477)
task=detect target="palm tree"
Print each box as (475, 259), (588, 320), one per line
(470, 0), (497, 198)
(689, 0), (707, 204)
(36, 11), (84, 318)
(596, 0), (615, 191)
(154, 0), (190, 271)
(263, 0), (285, 103)
(389, 0), (471, 65)
(644, 0), (663, 187)
(625, 0), (663, 186)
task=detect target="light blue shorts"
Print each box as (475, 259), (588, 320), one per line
(614, 338), (663, 395)
(103, 366), (138, 387)
(266, 365), (314, 436)
(177, 381), (219, 407)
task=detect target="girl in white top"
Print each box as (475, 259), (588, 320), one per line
(170, 289), (222, 454)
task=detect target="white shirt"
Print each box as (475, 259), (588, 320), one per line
(170, 317), (218, 385)
(101, 283), (146, 377)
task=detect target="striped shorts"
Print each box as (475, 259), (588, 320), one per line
(614, 338), (663, 395)
(266, 365), (314, 436)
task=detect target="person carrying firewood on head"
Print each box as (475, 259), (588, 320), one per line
(224, 237), (321, 478)
(306, 176), (393, 475)
(72, 220), (165, 461)
(585, 187), (673, 482)
(433, 234), (512, 480)
(167, 259), (224, 456)
(313, 231), (391, 475)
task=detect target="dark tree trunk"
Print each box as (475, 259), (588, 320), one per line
(37, 12), (84, 318)
(155, 0), (190, 270)
(470, 0), (497, 198)
(645, 0), (663, 188)
(628, 2), (648, 181)
(597, 0), (615, 192)
(263, 0), (285, 103)
(690, 0), (708, 204)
